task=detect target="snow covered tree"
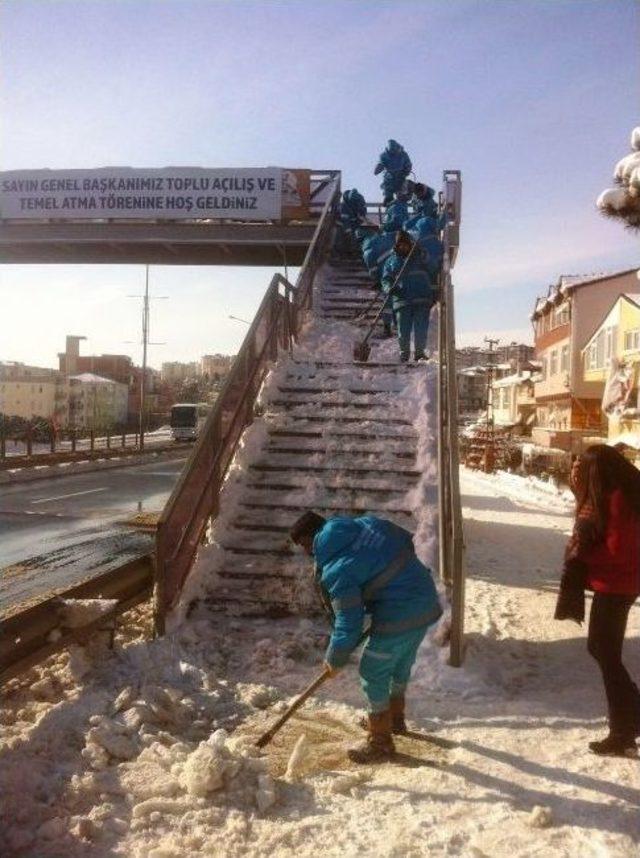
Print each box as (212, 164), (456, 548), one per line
(597, 126), (640, 231)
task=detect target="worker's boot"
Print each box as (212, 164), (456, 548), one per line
(348, 710), (395, 764)
(390, 695), (408, 735)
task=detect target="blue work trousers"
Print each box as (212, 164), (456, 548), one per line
(395, 301), (432, 359)
(359, 625), (429, 712)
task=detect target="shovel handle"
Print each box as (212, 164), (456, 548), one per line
(255, 666), (332, 748)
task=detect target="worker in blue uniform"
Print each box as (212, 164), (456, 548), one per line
(358, 225), (396, 337)
(339, 188), (367, 231)
(382, 230), (441, 362)
(374, 140), (412, 206)
(290, 511), (442, 763)
(380, 199), (410, 234)
(412, 182), (438, 218)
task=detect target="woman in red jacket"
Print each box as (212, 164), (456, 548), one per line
(556, 444), (640, 757)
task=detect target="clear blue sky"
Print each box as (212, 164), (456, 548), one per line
(1, 0), (638, 367)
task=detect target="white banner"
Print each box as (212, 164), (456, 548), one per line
(0, 167), (283, 221)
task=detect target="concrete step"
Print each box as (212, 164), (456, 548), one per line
(275, 385), (404, 396)
(268, 427), (417, 441)
(288, 359), (425, 371)
(235, 503), (414, 519)
(264, 412), (414, 426)
(264, 444), (414, 460)
(243, 477), (416, 494)
(248, 461), (420, 477)
(267, 398), (396, 411)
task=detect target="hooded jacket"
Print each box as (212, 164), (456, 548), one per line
(313, 516), (442, 668)
(381, 247), (439, 307)
(339, 189), (367, 229)
(376, 140), (412, 177)
(360, 231), (396, 280)
(381, 200), (410, 233)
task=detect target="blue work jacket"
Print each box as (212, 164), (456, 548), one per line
(381, 200), (410, 234)
(376, 140), (412, 177)
(382, 250), (435, 307)
(361, 231), (396, 280)
(313, 516), (442, 668)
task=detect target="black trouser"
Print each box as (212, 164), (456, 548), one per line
(587, 592), (640, 739)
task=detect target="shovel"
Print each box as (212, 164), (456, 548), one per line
(352, 237), (419, 363)
(255, 630), (370, 748)
(255, 665), (332, 748)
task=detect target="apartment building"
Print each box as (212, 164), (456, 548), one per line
(67, 373), (128, 430)
(491, 368), (537, 434)
(0, 374), (68, 424)
(531, 268), (639, 451)
(582, 292), (640, 454)
(200, 354), (234, 379)
(161, 361), (199, 383)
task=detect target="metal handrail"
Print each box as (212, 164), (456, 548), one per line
(154, 177), (341, 632)
(437, 170), (465, 666)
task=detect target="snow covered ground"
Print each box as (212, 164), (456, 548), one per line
(2, 465), (638, 857)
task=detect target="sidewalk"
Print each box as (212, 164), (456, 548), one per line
(1, 467), (638, 857)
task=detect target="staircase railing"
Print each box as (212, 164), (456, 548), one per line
(437, 170), (466, 666)
(154, 178), (341, 632)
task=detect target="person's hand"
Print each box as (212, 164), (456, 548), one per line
(323, 662), (341, 678)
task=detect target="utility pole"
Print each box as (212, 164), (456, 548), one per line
(128, 266), (167, 452)
(484, 337), (500, 433)
(139, 265), (150, 450)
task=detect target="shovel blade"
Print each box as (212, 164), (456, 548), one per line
(353, 340), (371, 363)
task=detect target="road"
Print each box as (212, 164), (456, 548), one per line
(0, 456), (186, 614)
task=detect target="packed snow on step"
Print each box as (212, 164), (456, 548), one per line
(2, 467), (639, 857)
(178, 309), (439, 620)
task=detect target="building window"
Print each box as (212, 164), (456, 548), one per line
(552, 303), (570, 329)
(604, 327), (617, 365)
(624, 329), (640, 351)
(550, 350), (558, 376)
(540, 357), (547, 380)
(560, 344), (569, 373)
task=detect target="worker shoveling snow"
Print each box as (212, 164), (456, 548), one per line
(2, 465), (639, 857)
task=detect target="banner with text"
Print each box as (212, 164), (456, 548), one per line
(0, 167), (284, 221)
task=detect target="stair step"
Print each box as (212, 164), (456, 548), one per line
(267, 428), (416, 441)
(249, 462), (420, 476)
(267, 399), (395, 410)
(239, 501), (414, 516)
(289, 359), (425, 371)
(265, 413), (413, 426)
(244, 480), (414, 495)
(218, 545), (292, 558)
(265, 445), (414, 459)
(205, 600), (296, 619)
(275, 386), (403, 396)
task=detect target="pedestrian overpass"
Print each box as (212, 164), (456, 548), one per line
(0, 166), (465, 683)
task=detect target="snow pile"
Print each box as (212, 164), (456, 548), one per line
(597, 125), (640, 229)
(465, 467), (575, 514)
(56, 598), (119, 628)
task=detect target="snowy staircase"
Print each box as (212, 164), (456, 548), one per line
(203, 250), (431, 618)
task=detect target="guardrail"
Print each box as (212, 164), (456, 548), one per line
(1, 554), (153, 684)
(154, 177), (341, 632)
(437, 170), (465, 666)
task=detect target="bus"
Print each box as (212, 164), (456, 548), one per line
(169, 402), (211, 442)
